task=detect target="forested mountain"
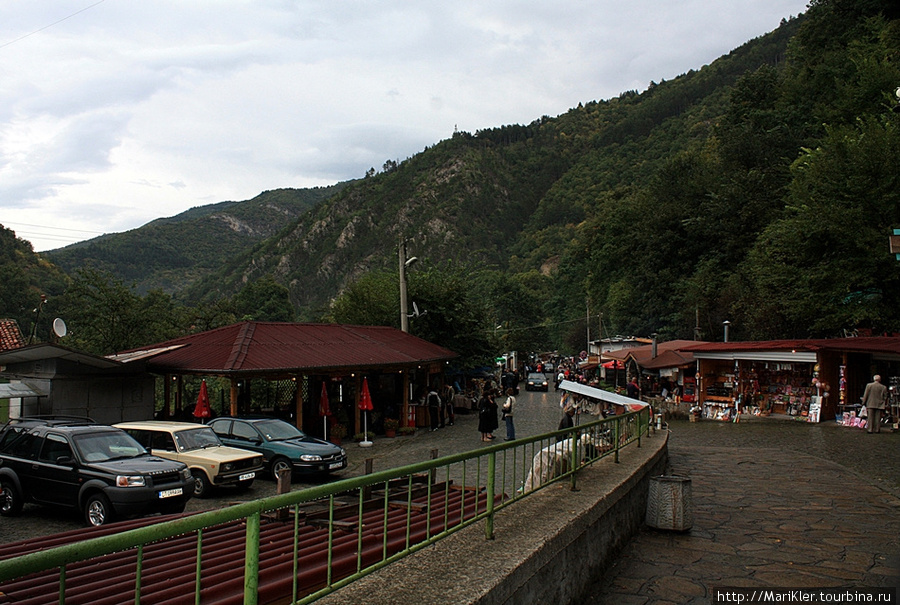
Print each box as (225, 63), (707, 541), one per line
(0, 226), (69, 340)
(44, 184), (348, 294)
(6, 0), (900, 359)
(184, 0), (900, 346)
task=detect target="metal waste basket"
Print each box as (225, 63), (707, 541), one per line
(646, 475), (693, 531)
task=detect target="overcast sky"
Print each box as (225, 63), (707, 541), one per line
(1, 1), (808, 252)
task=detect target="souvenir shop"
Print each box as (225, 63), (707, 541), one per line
(695, 355), (822, 422)
(686, 337), (900, 424)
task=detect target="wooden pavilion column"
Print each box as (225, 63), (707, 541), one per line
(163, 374), (172, 419)
(401, 370), (411, 428)
(229, 378), (239, 417)
(353, 374), (361, 435)
(173, 375), (183, 417)
(294, 375), (303, 430)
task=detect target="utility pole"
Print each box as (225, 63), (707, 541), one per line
(399, 240), (410, 333)
(586, 300), (590, 353)
(399, 240), (418, 333)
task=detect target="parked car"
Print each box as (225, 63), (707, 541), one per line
(525, 373), (549, 391)
(0, 416), (192, 526)
(207, 417), (347, 479)
(114, 421), (264, 498)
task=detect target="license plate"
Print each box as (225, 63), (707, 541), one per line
(329, 462), (343, 470)
(239, 472), (255, 481)
(158, 488), (182, 499)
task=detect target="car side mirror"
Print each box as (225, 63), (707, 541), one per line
(56, 455), (75, 466)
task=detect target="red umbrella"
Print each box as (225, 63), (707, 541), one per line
(359, 378), (374, 411)
(319, 382), (331, 439)
(319, 382), (332, 417)
(359, 378), (373, 446)
(193, 380), (212, 421)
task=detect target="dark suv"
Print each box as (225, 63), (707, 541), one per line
(0, 417), (193, 526)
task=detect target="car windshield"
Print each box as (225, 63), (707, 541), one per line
(255, 419), (304, 441)
(528, 374), (545, 381)
(74, 431), (147, 463)
(173, 427), (223, 451)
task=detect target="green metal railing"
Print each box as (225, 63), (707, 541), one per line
(0, 408), (650, 604)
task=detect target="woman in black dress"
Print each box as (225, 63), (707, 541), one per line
(477, 389), (499, 441)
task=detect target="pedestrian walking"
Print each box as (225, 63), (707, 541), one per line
(502, 388), (516, 441)
(427, 387), (441, 432)
(626, 376), (642, 400)
(557, 405), (576, 442)
(443, 383), (455, 426)
(862, 374), (888, 433)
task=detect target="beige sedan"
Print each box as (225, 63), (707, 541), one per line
(115, 421), (264, 498)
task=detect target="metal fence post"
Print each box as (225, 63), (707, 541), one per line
(243, 511), (260, 605)
(569, 427), (579, 491)
(485, 450), (496, 540)
(614, 416), (621, 463)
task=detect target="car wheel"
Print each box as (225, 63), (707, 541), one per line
(270, 457), (293, 480)
(84, 493), (115, 527)
(192, 470), (213, 498)
(0, 478), (23, 517)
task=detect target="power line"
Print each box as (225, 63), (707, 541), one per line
(0, 0), (106, 50)
(3, 221), (105, 235)
(491, 316), (590, 335)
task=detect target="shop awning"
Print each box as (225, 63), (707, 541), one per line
(558, 380), (648, 410)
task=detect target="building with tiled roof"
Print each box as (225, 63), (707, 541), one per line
(0, 319), (25, 351)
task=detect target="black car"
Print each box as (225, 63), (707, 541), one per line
(0, 417), (193, 526)
(208, 417), (347, 478)
(525, 373), (549, 391)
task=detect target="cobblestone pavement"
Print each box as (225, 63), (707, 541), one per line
(584, 417), (900, 604)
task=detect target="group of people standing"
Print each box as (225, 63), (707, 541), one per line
(477, 387), (516, 441)
(426, 383), (456, 432)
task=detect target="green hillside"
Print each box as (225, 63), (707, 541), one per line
(44, 184), (349, 295)
(186, 0), (900, 346)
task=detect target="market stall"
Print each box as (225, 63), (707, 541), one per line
(683, 337), (900, 424)
(521, 381), (647, 490)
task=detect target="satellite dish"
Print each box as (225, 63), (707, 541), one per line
(52, 318), (67, 338)
(409, 302), (428, 318)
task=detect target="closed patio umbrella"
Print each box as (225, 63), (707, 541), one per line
(359, 377), (373, 447)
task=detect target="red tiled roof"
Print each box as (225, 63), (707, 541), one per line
(681, 336), (900, 355)
(0, 319), (25, 351)
(604, 339), (705, 369)
(117, 322), (458, 376)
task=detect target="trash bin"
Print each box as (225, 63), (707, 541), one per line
(646, 475), (693, 531)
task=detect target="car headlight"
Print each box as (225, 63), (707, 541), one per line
(116, 475), (146, 487)
(300, 454), (323, 462)
(181, 468), (192, 481)
(222, 462), (234, 472)
(339, 448), (346, 456)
